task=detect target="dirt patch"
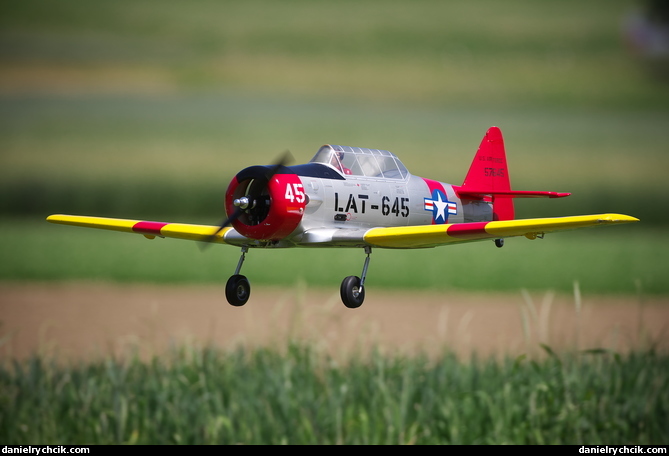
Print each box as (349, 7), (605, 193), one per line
(1, 282), (667, 360)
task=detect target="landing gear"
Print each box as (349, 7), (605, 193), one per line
(226, 274), (250, 306)
(494, 238), (504, 248)
(340, 246), (372, 309)
(225, 246), (251, 306)
(340, 276), (364, 308)
(225, 245), (373, 309)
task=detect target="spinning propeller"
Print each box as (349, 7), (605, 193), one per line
(201, 151), (293, 248)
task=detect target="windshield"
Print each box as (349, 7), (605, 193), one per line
(309, 145), (408, 179)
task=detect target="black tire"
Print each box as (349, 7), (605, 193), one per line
(494, 238), (504, 248)
(340, 275), (365, 309)
(226, 274), (250, 306)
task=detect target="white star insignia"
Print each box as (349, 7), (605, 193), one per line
(432, 192), (449, 223)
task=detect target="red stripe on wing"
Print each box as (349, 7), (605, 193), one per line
(446, 222), (490, 240)
(132, 221), (169, 236)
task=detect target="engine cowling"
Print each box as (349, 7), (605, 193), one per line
(225, 165), (306, 241)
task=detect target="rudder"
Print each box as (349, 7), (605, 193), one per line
(461, 126), (514, 220)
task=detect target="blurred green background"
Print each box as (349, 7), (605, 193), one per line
(2, 0), (668, 219)
(1, 0), (668, 293)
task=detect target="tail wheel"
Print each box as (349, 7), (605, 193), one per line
(340, 275), (365, 309)
(226, 274), (250, 307)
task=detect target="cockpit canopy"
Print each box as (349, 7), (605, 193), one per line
(310, 145), (409, 179)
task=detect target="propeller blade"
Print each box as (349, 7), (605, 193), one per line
(263, 150), (293, 181)
(199, 207), (243, 250)
(217, 206), (244, 235)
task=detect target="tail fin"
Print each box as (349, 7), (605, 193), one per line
(461, 126), (515, 220)
(456, 127), (571, 221)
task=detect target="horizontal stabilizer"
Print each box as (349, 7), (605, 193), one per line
(456, 189), (571, 199)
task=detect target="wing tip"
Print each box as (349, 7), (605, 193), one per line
(46, 214), (68, 223)
(599, 213), (640, 224)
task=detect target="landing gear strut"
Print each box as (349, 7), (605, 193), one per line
(225, 245), (373, 309)
(340, 246), (372, 309)
(226, 246), (250, 306)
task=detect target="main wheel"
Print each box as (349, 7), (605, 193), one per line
(340, 275), (365, 308)
(226, 274), (250, 306)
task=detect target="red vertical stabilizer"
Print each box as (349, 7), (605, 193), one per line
(461, 126), (514, 221)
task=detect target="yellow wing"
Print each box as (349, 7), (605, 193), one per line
(47, 213), (638, 249)
(46, 214), (235, 243)
(362, 214), (639, 249)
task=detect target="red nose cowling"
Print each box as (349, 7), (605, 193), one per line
(225, 166), (306, 241)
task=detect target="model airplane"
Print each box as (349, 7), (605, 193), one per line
(47, 127), (638, 308)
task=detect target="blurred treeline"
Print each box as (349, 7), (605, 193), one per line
(1, 0), (668, 223)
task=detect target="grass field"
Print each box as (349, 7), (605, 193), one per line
(0, 344), (667, 445)
(1, 0), (668, 446)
